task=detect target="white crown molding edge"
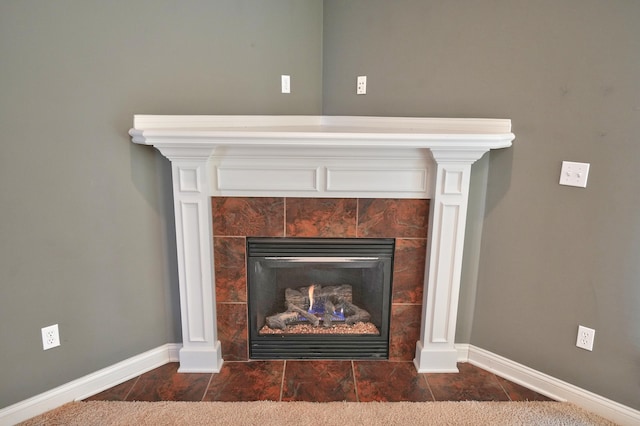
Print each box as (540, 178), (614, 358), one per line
(456, 344), (640, 426)
(131, 115), (513, 134)
(129, 115), (514, 150)
(0, 344), (181, 425)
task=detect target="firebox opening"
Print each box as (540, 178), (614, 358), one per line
(247, 237), (394, 359)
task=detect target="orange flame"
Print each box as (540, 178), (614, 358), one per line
(308, 285), (315, 312)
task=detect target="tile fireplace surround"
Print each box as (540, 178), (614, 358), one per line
(129, 115), (514, 374)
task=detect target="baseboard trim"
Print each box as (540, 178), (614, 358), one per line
(0, 343), (182, 425)
(455, 343), (469, 362)
(463, 344), (640, 426)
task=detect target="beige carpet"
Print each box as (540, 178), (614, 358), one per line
(20, 400), (616, 425)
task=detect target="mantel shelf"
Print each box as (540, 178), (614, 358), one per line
(130, 115), (514, 151)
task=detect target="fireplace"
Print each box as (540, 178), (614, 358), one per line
(129, 115), (514, 373)
(213, 197), (427, 363)
(247, 237), (394, 359)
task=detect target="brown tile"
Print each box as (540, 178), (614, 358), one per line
(84, 377), (138, 401)
(203, 361), (284, 401)
(286, 198), (357, 237)
(217, 303), (248, 361)
(212, 197), (284, 236)
(496, 376), (555, 401)
(358, 199), (429, 238)
(426, 363), (510, 401)
(281, 360), (357, 402)
(392, 238), (426, 304)
(354, 361), (433, 402)
(214, 237), (246, 303)
(126, 363), (210, 401)
(89, 361), (553, 405)
(389, 304), (421, 361)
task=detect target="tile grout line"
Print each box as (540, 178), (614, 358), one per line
(123, 376), (141, 402)
(421, 373), (437, 402)
(283, 198), (287, 237)
(355, 199), (359, 238)
(279, 360), (286, 402)
(351, 361), (360, 402)
(200, 373), (215, 402)
(492, 373), (513, 401)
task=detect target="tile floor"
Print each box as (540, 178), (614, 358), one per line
(86, 361), (553, 403)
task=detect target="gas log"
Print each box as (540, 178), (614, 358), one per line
(265, 284), (371, 330)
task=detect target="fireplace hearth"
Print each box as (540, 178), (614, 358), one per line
(247, 238), (394, 359)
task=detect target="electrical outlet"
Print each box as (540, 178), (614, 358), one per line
(576, 325), (595, 351)
(559, 161), (590, 187)
(281, 75), (290, 94)
(41, 324), (60, 350)
(357, 76), (367, 94)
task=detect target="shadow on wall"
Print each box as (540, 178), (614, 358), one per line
(129, 141), (182, 342)
(484, 143), (514, 216)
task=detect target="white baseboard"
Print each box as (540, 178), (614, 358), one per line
(0, 343), (181, 425)
(459, 344), (640, 426)
(455, 343), (469, 362)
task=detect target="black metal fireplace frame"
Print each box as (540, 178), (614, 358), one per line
(247, 237), (394, 360)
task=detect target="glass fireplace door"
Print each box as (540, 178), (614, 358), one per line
(247, 238), (394, 359)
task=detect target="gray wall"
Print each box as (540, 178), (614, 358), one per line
(323, 0), (639, 409)
(2, 0), (638, 413)
(0, 0), (322, 408)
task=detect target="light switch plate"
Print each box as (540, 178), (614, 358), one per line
(357, 76), (367, 94)
(281, 75), (290, 94)
(559, 161), (590, 187)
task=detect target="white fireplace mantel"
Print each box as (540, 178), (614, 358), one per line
(130, 115), (514, 373)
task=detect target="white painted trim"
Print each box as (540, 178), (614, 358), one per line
(210, 147), (434, 199)
(0, 344), (181, 425)
(170, 158), (223, 373)
(167, 343), (182, 362)
(466, 345), (640, 426)
(455, 343), (470, 362)
(131, 115), (513, 136)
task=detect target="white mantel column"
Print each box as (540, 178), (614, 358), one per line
(414, 149), (487, 373)
(159, 147), (223, 373)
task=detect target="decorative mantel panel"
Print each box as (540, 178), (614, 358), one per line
(130, 115), (514, 373)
